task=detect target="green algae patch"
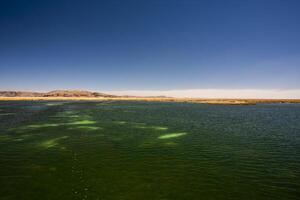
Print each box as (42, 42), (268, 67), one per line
(0, 135), (11, 141)
(133, 125), (148, 129)
(13, 138), (24, 142)
(39, 136), (69, 149)
(26, 123), (61, 129)
(73, 126), (102, 131)
(151, 126), (168, 131)
(68, 115), (80, 118)
(163, 141), (178, 146)
(113, 121), (127, 125)
(67, 120), (96, 125)
(11, 123), (63, 132)
(158, 132), (187, 139)
(134, 124), (168, 131)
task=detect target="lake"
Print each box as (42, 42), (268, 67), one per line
(0, 101), (299, 200)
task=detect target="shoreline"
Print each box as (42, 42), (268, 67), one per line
(1, 97), (300, 105)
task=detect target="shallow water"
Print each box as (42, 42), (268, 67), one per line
(0, 101), (300, 200)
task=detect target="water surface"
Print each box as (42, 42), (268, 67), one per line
(0, 101), (299, 199)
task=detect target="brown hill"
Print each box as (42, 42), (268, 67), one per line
(0, 91), (44, 97)
(0, 90), (117, 98)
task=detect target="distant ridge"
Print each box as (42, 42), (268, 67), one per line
(0, 90), (117, 98)
(0, 90), (300, 105)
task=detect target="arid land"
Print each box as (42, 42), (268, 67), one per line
(0, 90), (300, 105)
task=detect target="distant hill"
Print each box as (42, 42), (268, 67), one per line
(0, 90), (117, 98)
(1, 90), (300, 105)
(0, 91), (44, 97)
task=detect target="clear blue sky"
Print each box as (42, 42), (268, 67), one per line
(1, 0), (300, 91)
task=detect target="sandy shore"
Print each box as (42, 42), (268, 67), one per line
(1, 97), (300, 105)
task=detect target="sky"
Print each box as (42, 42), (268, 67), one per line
(1, 0), (300, 98)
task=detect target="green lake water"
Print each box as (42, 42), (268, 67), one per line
(0, 101), (299, 200)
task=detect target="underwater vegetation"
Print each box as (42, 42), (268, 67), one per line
(158, 132), (187, 139)
(0, 101), (300, 200)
